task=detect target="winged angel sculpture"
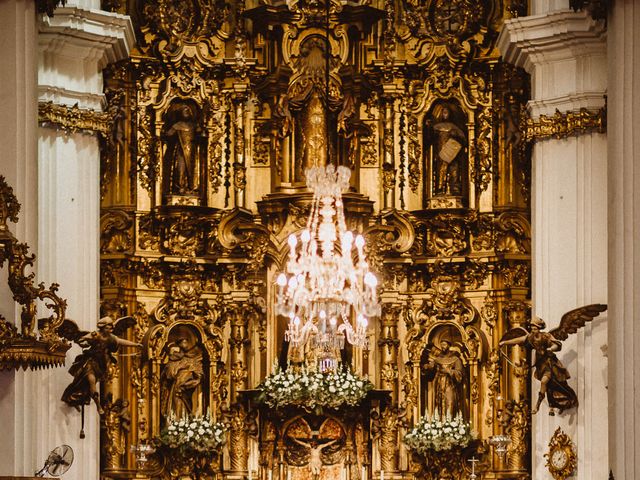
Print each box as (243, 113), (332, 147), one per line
(60, 316), (141, 415)
(500, 304), (607, 415)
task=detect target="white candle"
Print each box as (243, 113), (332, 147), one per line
(268, 470), (272, 480)
(287, 470), (291, 480)
(362, 467), (366, 480)
(248, 470), (252, 480)
(380, 470), (384, 480)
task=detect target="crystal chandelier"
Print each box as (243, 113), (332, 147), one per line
(275, 165), (379, 369)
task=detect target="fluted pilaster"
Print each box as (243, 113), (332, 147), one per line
(608, 1), (640, 478)
(0, 0), (39, 475)
(498, 7), (608, 480)
(35, 5), (134, 480)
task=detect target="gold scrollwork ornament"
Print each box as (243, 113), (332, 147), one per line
(545, 427), (577, 480)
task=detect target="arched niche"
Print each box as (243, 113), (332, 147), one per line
(160, 323), (210, 420)
(146, 321), (212, 425)
(423, 99), (469, 209)
(418, 323), (474, 420)
(160, 99), (207, 205)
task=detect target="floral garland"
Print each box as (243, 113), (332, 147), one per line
(258, 366), (374, 410)
(156, 414), (227, 455)
(404, 412), (473, 454)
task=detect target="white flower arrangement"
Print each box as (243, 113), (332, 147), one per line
(404, 411), (473, 454)
(157, 414), (227, 455)
(258, 366), (374, 410)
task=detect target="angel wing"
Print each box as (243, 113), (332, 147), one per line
(549, 304), (607, 341)
(54, 318), (88, 343)
(500, 326), (529, 344)
(112, 315), (136, 336)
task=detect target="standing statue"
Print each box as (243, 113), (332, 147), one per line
(160, 337), (204, 418)
(60, 316), (141, 415)
(500, 304), (607, 414)
(429, 104), (467, 196)
(290, 436), (338, 480)
(274, 94), (294, 138)
(423, 340), (464, 417)
(163, 104), (200, 196)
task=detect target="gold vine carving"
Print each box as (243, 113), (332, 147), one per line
(38, 101), (112, 137)
(523, 107), (606, 142)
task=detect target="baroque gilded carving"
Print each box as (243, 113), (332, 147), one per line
(154, 262), (216, 324)
(101, 209), (134, 254)
(101, 394), (132, 468)
(421, 276), (476, 326)
(523, 107), (606, 142)
(498, 400), (529, 470)
(0, 176), (71, 370)
(371, 405), (407, 472)
(98, 0), (532, 478)
(364, 210), (415, 276)
(38, 101), (112, 137)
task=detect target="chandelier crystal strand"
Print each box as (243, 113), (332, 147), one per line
(275, 165), (380, 371)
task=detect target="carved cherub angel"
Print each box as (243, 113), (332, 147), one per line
(500, 304), (607, 415)
(60, 316), (141, 415)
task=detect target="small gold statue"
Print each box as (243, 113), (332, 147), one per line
(60, 316), (141, 416)
(500, 304), (607, 415)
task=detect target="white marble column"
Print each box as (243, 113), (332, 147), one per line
(607, 2), (640, 478)
(0, 2), (132, 477)
(28, 5), (133, 480)
(498, 7), (608, 480)
(0, 0), (40, 476)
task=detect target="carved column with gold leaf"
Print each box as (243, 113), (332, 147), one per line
(227, 294), (251, 473)
(499, 5), (608, 479)
(376, 301), (402, 473)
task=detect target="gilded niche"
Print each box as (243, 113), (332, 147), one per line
(160, 327), (206, 419)
(424, 101), (468, 202)
(421, 336), (466, 418)
(162, 101), (206, 202)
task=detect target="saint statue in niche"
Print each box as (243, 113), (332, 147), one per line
(160, 337), (205, 418)
(162, 102), (202, 197)
(425, 102), (467, 197)
(422, 340), (465, 417)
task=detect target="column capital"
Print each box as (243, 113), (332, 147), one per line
(38, 6), (135, 110)
(498, 9), (606, 117)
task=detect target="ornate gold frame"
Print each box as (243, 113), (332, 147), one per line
(544, 427), (577, 480)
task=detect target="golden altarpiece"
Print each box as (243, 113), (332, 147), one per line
(97, 0), (532, 479)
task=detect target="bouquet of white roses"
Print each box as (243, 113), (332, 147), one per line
(157, 414), (227, 455)
(259, 366), (373, 409)
(404, 411), (473, 453)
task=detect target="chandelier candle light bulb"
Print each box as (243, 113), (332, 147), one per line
(275, 165), (380, 369)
